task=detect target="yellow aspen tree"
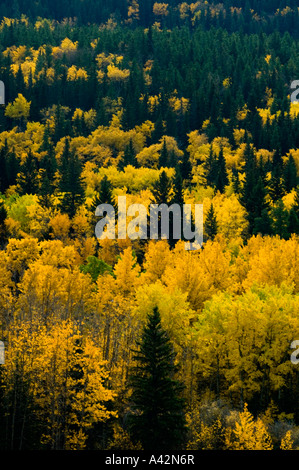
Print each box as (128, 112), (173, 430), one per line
(242, 235), (299, 293)
(17, 261), (93, 322)
(226, 404), (273, 450)
(141, 240), (172, 284)
(162, 242), (212, 311)
(5, 237), (40, 282)
(3, 320), (116, 450)
(153, 3), (169, 17)
(48, 213), (71, 243)
(89, 255), (141, 392)
(113, 246), (141, 296)
(0, 252), (14, 330)
(280, 431), (293, 450)
(5, 93), (31, 121)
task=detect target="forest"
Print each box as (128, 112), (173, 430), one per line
(0, 0), (299, 451)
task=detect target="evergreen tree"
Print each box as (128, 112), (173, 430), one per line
(159, 137), (169, 168)
(204, 145), (217, 188)
(288, 208), (299, 235)
(128, 307), (186, 450)
(90, 175), (115, 228)
(17, 150), (39, 195)
(118, 139), (137, 170)
(38, 128), (57, 207)
(0, 140), (9, 194)
(150, 170), (174, 243)
(179, 151), (192, 185)
(214, 146), (228, 193)
(172, 166), (184, 208)
(93, 175), (114, 207)
(241, 145), (270, 235)
(205, 203), (218, 241)
(152, 170), (172, 206)
(253, 208), (273, 237)
(270, 199), (290, 239)
(59, 138), (84, 218)
(284, 154), (298, 193)
(231, 167), (241, 194)
(6, 149), (19, 189)
(293, 186), (299, 219)
(168, 166), (185, 247)
(268, 164), (286, 203)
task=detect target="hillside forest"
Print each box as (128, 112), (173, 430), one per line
(0, 0), (299, 451)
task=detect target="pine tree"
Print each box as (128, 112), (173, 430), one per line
(0, 140), (9, 194)
(284, 154), (298, 193)
(293, 186), (299, 219)
(168, 166), (185, 247)
(214, 146), (228, 193)
(159, 137), (169, 168)
(172, 166), (184, 208)
(6, 148), (19, 189)
(252, 208), (273, 237)
(288, 208), (299, 235)
(205, 203), (218, 241)
(268, 165), (286, 203)
(38, 127), (57, 207)
(180, 151), (192, 185)
(17, 150), (39, 195)
(270, 200), (290, 239)
(152, 170), (172, 206)
(128, 307), (187, 450)
(231, 167), (241, 194)
(90, 175), (115, 227)
(241, 146), (270, 235)
(93, 175), (114, 207)
(59, 138), (84, 218)
(118, 139), (137, 170)
(204, 145), (217, 188)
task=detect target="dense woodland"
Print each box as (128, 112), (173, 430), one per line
(0, 0), (299, 451)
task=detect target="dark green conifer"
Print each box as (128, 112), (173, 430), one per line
(128, 307), (186, 450)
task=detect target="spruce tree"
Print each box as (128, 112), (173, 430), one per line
(90, 175), (115, 228)
(270, 199), (290, 239)
(128, 307), (186, 450)
(288, 208), (299, 235)
(268, 165), (286, 203)
(93, 175), (114, 207)
(18, 150), (39, 195)
(293, 186), (299, 218)
(205, 203), (218, 241)
(241, 145), (270, 235)
(214, 146), (228, 193)
(38, 129), (57, 207)
(180, 151), (192, 185)
(0, 141), (8, 194)
(204, 145), (217, 188)
(169, 166), (185, 247)
(118, 139), (137, 170)
(152, 170), (172, 206)
(284, 154), (298, 193)
(159, 137), (169, 168)
(231, 167), (241, 194)
(6, 148), (19, 189)
(59, 138), (84, 218)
